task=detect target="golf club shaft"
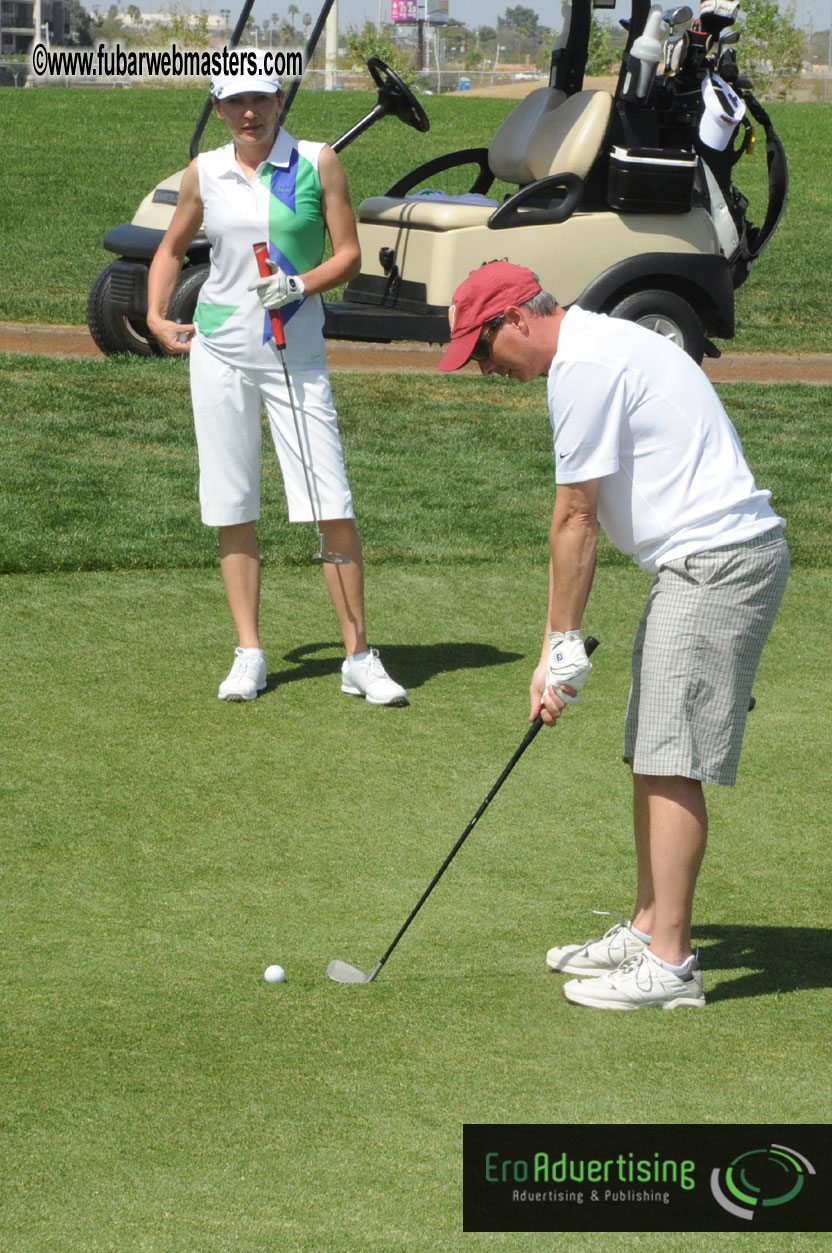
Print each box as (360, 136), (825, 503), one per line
(369, 635), (600, 977)
(252, 243), (325, 540)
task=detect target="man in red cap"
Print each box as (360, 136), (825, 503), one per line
(439, 260), (546, 374)
(439, 260), (788, 1011)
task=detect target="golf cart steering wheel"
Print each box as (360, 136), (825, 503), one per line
(367, 56), (430, 133)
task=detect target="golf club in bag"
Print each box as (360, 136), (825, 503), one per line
(327, 636), (600, 983)
(252, 242), (349, 565)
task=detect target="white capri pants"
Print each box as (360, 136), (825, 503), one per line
(190, 336), (354, 527)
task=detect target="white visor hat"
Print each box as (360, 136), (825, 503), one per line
(699, 73), (745, 151)
(211, 52), (282, 99)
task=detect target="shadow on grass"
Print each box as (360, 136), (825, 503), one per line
(266, 639), (523, 692)
(693, 924), (832, 1002)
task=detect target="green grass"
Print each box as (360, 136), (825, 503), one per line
(2, 355), (831, 573)
(1, 563), (830, 1250)
(1, 355), (830, 1248)
(0, 87), (830, 351)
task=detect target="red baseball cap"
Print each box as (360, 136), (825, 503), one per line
(437, 261), (542, 372)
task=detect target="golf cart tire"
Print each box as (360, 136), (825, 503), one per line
(608, 289), (706, 364)
(86, 261), (161, 357)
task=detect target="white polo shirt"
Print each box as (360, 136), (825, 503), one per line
(547, 307), (783, 573)
(194, 128), (327, 370)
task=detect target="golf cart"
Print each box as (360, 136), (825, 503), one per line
(87, 0), (787, 363)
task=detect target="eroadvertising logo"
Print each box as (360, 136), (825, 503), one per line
(462, 1125), (830, 1232)
(710, 1143), (816, 1220)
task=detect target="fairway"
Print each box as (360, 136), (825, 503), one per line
(1, 565), (830, 1250)
(1, 349), (831, 1247)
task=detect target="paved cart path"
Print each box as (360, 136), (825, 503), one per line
(2, 322), (832, 384)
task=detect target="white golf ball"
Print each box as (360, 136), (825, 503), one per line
(264, 964), (286, 983)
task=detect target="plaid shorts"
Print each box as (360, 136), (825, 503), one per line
(623, 527), (789, 786)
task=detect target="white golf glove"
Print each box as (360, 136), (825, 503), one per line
(546, 630), (592, 704)
(247, 263), (305, 309)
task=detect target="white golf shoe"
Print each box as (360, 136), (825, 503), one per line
(545, 912), (649, 976)
(218, 648), (267, 702)
(341, 648), (408, 706)
(562, 949), (706, 1011)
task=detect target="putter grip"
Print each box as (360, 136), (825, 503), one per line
(252, 242), (286, 350)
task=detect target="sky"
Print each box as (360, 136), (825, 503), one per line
(224, 0), (827, 36)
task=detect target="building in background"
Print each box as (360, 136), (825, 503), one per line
(1, 0), (69, 54)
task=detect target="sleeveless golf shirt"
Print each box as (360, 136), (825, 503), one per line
(194, 129), (327, 369)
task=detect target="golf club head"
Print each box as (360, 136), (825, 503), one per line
(663, 4), (692, 32)
(312, 551), (351, 565)
(312, 533), (350, 565)
(717, 28), (740, 64)
(327, 959), (374, 983)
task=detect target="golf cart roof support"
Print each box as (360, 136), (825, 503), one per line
(551, 0), (642, 97)
(551, 0), (591, 96)
(187, 0), (337, 160)
(279, 0), (337, 123)
(615, 0), (653, 97)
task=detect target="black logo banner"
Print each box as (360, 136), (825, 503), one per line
(463, 1124), (830, 1232)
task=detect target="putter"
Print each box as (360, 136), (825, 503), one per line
(327, 636), (600, 984)
(252, 242), (349, 565)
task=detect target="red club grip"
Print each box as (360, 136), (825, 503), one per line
(252, 241), (286, 350)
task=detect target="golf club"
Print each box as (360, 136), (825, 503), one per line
(716, 28), (740, 75)
(663, 31), (690, 75)
(252, 242), (349, 565)
(327, 636), (600, 984)
(662, 5), (693, 34)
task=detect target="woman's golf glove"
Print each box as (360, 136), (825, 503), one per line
(248, 263), (305, 309)
(546, 630), (592, 704)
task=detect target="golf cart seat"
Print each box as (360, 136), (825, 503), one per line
(357, 87), (613, 231)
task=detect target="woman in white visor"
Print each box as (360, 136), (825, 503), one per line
(148, 57), (407, 706)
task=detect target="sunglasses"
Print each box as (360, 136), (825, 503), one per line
(469, 316), (505, 362)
